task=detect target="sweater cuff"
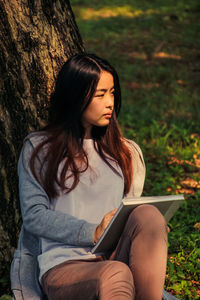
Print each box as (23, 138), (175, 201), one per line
(78, 222), (98, 246)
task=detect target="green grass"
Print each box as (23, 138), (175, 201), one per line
(0, 296), (12, 300)
(71, 0), (200, 298)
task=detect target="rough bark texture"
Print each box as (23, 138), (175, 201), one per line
(0, 0), (84, 292)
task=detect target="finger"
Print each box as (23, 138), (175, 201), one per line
(111, 208), (117, 215)
(107, 208), (117, 217)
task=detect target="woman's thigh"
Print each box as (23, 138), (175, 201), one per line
(41, 258), (134, 300)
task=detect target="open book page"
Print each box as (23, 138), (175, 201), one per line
(92, 194), (184, 254)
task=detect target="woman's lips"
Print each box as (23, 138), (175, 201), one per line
(104, 113), (112, 118)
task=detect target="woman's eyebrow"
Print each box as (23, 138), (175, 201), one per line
(96, 86), (114, 92)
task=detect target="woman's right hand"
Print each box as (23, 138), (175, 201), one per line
(94, 208), (117, 243)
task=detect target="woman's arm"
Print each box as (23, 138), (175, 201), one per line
(18, 138), (97, 246)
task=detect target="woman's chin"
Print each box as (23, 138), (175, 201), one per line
(97, 119), (111, 127)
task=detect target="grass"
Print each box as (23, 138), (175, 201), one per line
(71, 0), (200, 299)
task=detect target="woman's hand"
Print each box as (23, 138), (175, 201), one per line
(94, 208), (117, 243)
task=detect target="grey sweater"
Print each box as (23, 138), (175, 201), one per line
(10, 133), (146, 299)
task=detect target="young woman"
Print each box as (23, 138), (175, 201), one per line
(10, 53), (168, 300)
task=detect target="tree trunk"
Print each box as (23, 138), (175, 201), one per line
(0, 0), (84, 293)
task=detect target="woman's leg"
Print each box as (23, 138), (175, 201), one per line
(109, 204), (168, 300)
(41, 258), (134, 300)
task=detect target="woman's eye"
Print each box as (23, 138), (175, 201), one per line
(95, 94), (104, 97)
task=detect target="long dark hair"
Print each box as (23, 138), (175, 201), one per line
(30, 53), (133, 198)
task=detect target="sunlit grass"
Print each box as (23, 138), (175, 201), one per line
(153, 52), (182, 60)
(122, 51), (182, 60)
(75, 6), (159, 20)
(73, 0), (200, 21)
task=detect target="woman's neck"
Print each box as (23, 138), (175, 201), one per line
(84, 127), (92, 139)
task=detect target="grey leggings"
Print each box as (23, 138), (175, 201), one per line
(41, 205), (168, 300)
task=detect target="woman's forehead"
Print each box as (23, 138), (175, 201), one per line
(96, 71), (114, 90)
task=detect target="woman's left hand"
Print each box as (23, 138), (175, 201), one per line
(94, 208), (117, 243)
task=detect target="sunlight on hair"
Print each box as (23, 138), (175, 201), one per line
(77, 6), (159, 20)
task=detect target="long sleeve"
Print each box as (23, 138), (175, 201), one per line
(18, 137), (97, 246)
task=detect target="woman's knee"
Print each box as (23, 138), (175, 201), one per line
(99, 261), (134, 299)
(128, 204), (168, 236)
(99, 261), (133, 285)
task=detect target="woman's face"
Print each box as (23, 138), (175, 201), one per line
(82, 71), (115, 138)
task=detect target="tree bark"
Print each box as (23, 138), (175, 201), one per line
(0, 0), (84, 292)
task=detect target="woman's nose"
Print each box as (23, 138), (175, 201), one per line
(106, 94), (114, 109)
